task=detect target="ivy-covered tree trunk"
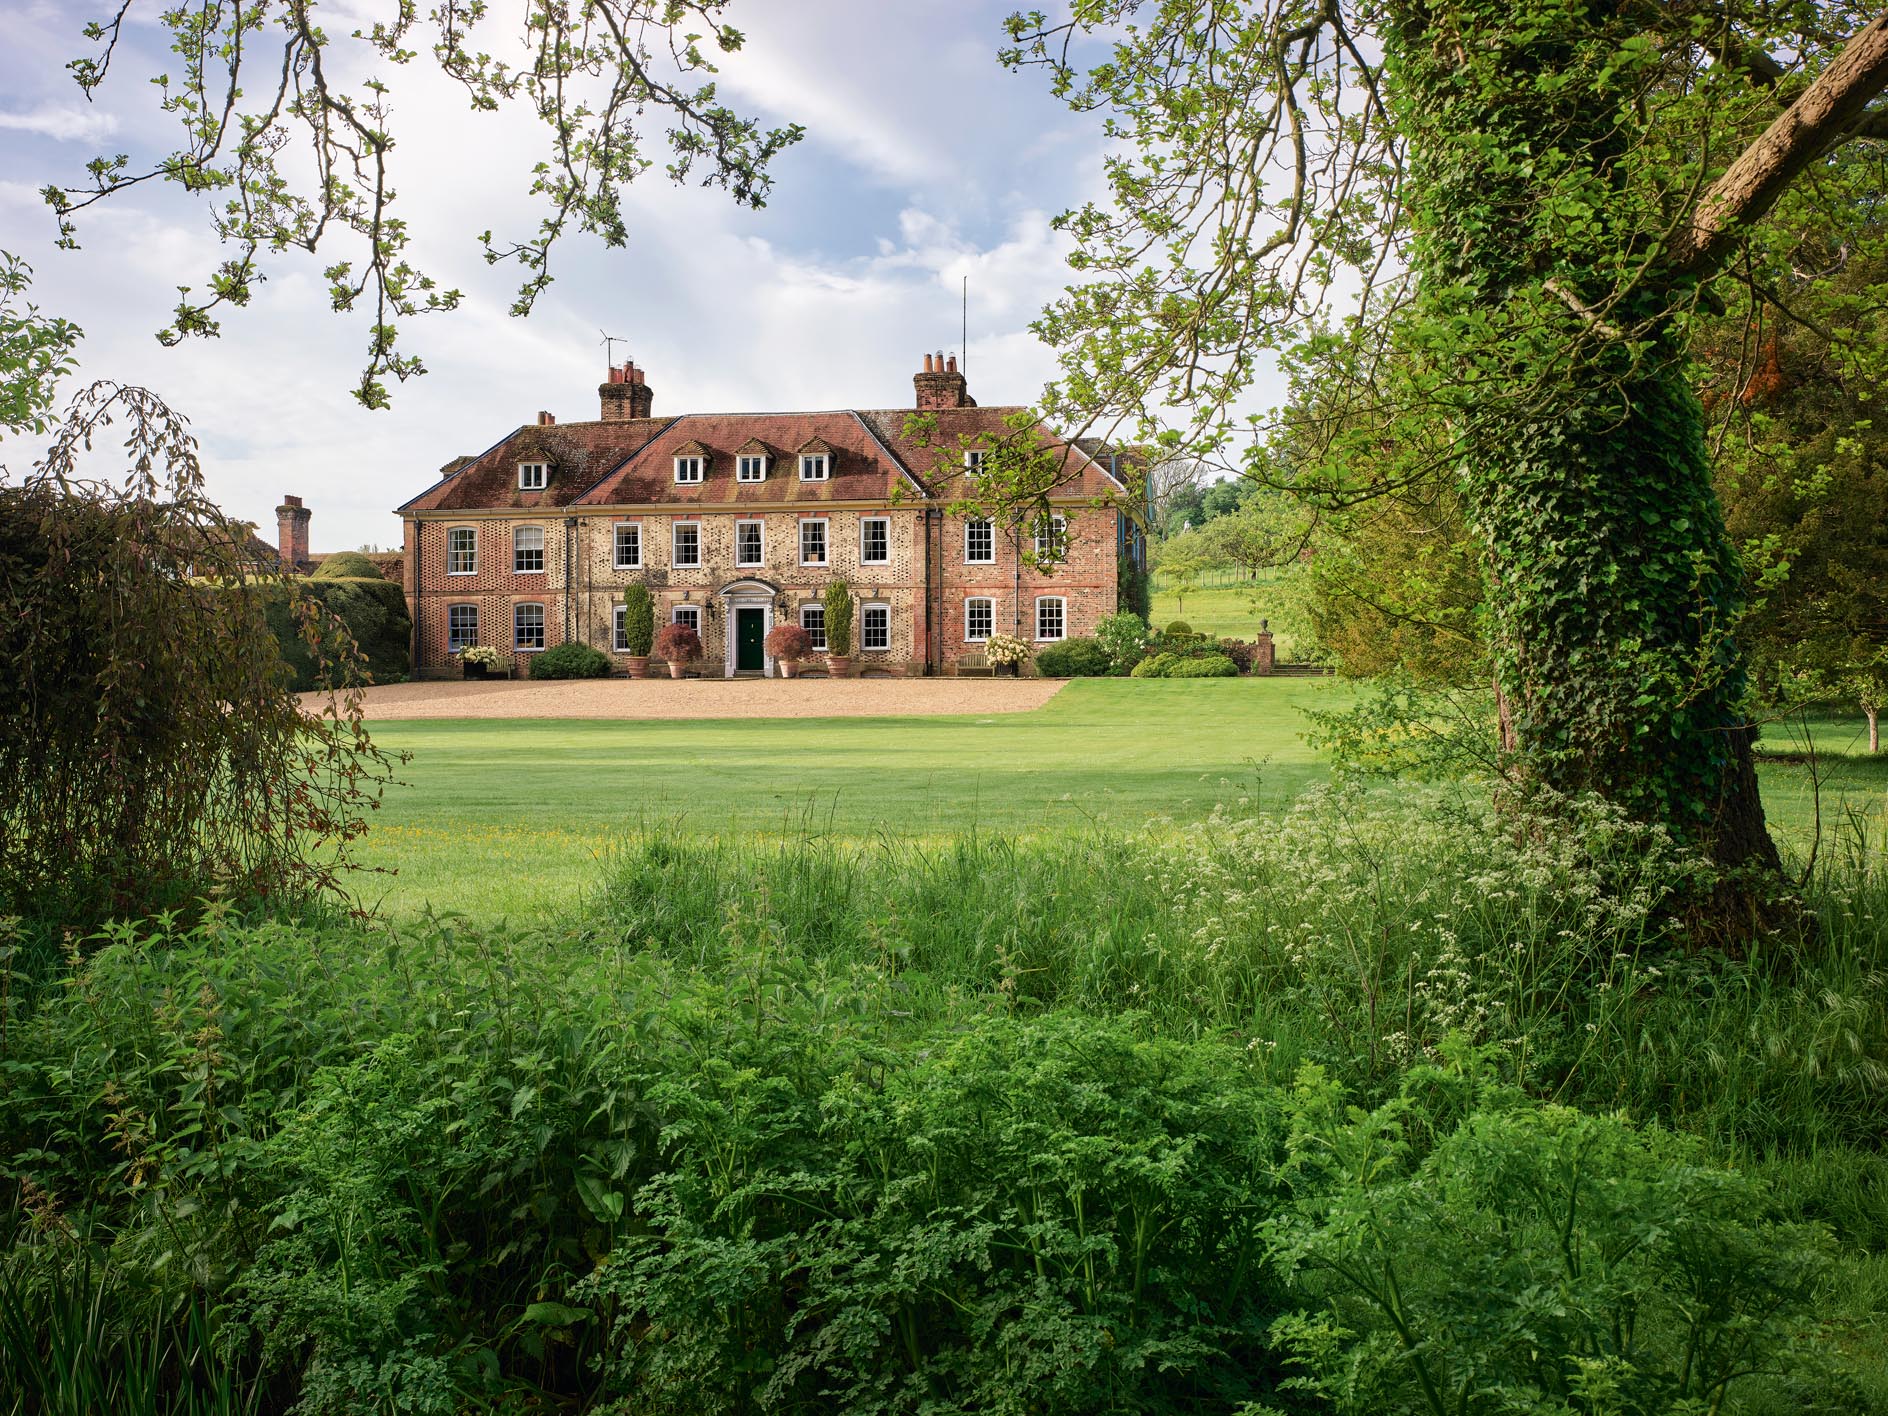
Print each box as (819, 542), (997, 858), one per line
(1386, 0), (1783, 894)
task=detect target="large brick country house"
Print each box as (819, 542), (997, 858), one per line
(397, 354), (1144, 676)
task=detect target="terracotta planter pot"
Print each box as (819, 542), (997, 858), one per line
(780, 661), (800, 679)
(826, 655), (854, 677)
(668, 661), (688, 680)
(625, 656), (650, 679)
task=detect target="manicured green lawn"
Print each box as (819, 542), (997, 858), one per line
(348, 677), (1887, 917)
(1150, 582), (1276, 640)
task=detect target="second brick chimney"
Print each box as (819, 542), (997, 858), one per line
(914, 350), (975, 410)
(276, 494), (311, 573)
(599, 361), (655, 421)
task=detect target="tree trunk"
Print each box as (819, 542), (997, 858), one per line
(1869, 705), (1880, 754)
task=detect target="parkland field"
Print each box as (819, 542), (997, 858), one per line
(353, 677), (1888, 916)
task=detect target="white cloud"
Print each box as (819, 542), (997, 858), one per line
(0, 105), (118, 143)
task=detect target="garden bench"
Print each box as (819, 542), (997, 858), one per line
(957, 652), (994, 677)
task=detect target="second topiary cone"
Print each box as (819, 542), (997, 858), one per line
(822, 579), (854, 677)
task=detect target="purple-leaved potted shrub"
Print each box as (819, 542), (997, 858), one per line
(765, 623), (813, 678)
(652, 622), (702, 680)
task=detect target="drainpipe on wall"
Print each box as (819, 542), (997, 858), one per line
(925, 506), (942, 675)
(410, 519), (422, 674)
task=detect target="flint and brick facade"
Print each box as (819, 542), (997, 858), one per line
(398, 355), (1141, 676)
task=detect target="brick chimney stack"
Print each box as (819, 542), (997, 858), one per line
(914, 350), (974, 410)
(275, 494), (311, 572)
(599, 361), (655, 421)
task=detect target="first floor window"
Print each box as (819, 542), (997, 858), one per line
(448, 604), (479, 651)
(800, 519), (827, 565)
(965, 598), (993, 643)
(965, 519), (994, 564)
(514, 524), (545, 573)
(862, 603), (890, 652)
(515, 602), (545, 650)
(1033, 514), (1067, 564)
(673, 604), (701, 635)
(673, 522), (701, 567)
(447, 526), (477, 575)
(736, 520), (764, 567)
(860, 517), (889, 564)
(613, 604), (630, 651)
(801, 603), (827, 651)
(1036, 597), (1066, 642)
(614, 523), (641, 568)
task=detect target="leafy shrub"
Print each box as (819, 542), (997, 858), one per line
(1168, 652), (1240, 678)
(620, 584), (655, 655)
(1096, 609), (1151, 671)
(1164, 619), (1193, 636)
(652, 622), (702, 663)
(823, 579), (854, 656)
(1035, 636), (1113, 677)
(984, 631), (1031, 667)
(764, 623), (813, 662)
(310, 550), (382, 579)
(258, 575), (412, 689)
(1130, 651), (1182, 678)
(528, 641), (610, 679)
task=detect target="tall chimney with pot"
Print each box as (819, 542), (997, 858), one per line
(913, 350), (975, 410)
(599, 360), (656, 421)
(276, 494), (311, 573)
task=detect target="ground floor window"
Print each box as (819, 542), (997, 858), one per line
(673, 604), (701, 636)
(515, 602), (545, 651)
(862, 602), (890, 652)
(1036, 596), (1066, 642)
(612, 604), (629, 651)
(965, 598), (993, 643)
(448, 604), (479, 651)
(801, 603), (827, 651)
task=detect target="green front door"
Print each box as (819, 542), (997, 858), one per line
(736, 607), (766, 671)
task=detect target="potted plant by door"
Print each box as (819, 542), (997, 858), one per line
(457, 644), (500, 680)
(985, 633), (1031, 678)
(652, 622), (703, 680)
(822, 579), (855, 677)
(620, 584), (655, 678)
(765, 623), (813, 678)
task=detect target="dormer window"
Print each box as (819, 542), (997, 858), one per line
(674, 455), (705, 484)
(799, 453), (829, 481)
(737, 454), (768, 482)
(518, 462), (548, 491)
(965, 449), (987, 476)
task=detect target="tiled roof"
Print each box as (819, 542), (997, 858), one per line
(399, 418), (672, 512)
(574, 411), (923, 507)
(858, 406), (1129, 498)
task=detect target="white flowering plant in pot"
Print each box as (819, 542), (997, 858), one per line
(984, 633), (1031, 671)
(456, 645), (501, 676)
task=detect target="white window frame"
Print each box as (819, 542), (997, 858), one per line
(798, 453), (829, 482)
(1034, 513), (1067, 565)
(737, 454), (768, 483)
(965, 449), (987, 476)
(800, 602), (827, 651)
(965, 519), (995, 565)
(735, 519), (765, 568)
(672, 604), (702, 635)
(613, 523), (642, 569)
(674, 455), (704, 484)
(446, 526), (477, 576)
(964, 597), (994, 643)
(860, 516), (890, 565)
(612, 604), (630, 652)
(862, 602), (890, 653)
(514, 602), (546, 651)
(518, 462), (548, 491)
(448, 604), (479, 652)
(1035, 596), (1067, 643)
(513, 524), (545, 574)
(672, 521), (701, 568)
(799, 518), (828, 567)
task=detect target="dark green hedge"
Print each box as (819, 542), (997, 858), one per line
(257, 577), (411, 690)
(528, 642), (611, 679)
(1036, 636), (1114, 677)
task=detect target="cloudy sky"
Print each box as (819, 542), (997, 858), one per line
(0, 1), (1130, 549)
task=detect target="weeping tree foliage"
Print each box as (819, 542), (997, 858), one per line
(0, 378), (403, 930)
(46, 2), (802, 408)
(1002, 1), (1888, 916)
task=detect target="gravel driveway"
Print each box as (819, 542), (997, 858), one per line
(305, 676), (1069, 720)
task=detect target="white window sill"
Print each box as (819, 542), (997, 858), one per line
(447, 570), (477, 576)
